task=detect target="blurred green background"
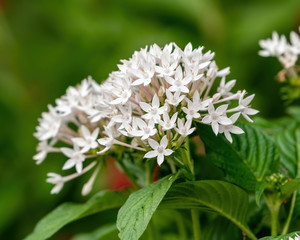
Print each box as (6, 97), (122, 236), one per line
(0, 0), (300, 239)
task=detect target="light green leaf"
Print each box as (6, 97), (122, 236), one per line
(72, 224), (118, 240)
(161, 180), (257, 240)
(281, 179), (300, 197)
(117, 172), (180, 240)
(259, 231), (300, 240)
(25, 191), (127, 240)
(196, 122), (279, 191)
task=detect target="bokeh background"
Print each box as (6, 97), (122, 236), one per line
(1, 0), (300, 239)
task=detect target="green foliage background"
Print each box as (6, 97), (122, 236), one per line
(0, 0), (300, 239)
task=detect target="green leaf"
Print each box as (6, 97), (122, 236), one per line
(292, 190), (300, 220)
(161, 180), (257, 240)
(259, 231), (300, 240)
(72, 224), (118, 240)
(25, 191), (127, 240)
(195, 122), (279, 191)
(281, 179), (300, 197)
(255, 181), (268, 206)
(117, 172), (181, 240)
(275, 125), (300, 178)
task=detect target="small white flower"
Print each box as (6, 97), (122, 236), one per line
(72, 126), (99, 153)
(97, 126), (115, 154)
(136, 118), (157, 140)
(165, 90), (185, 106)
(175, 118), (195, 137)
(61, 144), (86, 173)
(165, 66), (192, 93)
(46, 173), (64, 194)
(33, 141), (50, 164)
(219, 113), (244, 143)
(182, 97), (201, 120)
(119, 117), (143, 137)
(144, 136), (173, 166)
(259, 31), (287, 57)
(217, 77), (236, 97)
(159, 112), (178, 130)
(238, 91), (259, 123)
(111, 104), (132, 129)
(34, 105), (62, 141)
(140, 94), (167, 123)
(202, 103), (232, 135)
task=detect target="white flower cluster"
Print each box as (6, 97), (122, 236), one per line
(34, 42), (258, 194)
(259, 27), (300, 69)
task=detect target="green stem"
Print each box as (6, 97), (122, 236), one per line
(191, 209), (201, 240)
(282, 191), (297, 234)
(264, 193), (282, 236)
(176, 212), (187, 240)
(271, 204), (280, 236)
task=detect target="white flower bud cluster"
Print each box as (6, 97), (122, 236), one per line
(34, 42), (258, 194)
(259, 27), (300, 69)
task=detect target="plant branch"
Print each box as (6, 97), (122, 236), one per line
(191, 209), (201, 240)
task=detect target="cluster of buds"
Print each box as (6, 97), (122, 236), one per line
(34, 42), (258, 194)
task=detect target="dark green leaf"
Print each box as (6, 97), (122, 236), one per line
(117, 172), (181, 240)
(276, 125), (300, 178)
(161, 180), (256, 240)
(25, 191), (127, 240)
(259, 231), (300, 240)
(196, 122), (279, 191)
(255, 181), (268, 205)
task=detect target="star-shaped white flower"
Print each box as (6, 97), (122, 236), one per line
(159, 112), (178, 130)
(97, 126), (115, 154)
(238, 91), (259, 123)
(259, 31), (287, 57)
(217, 77), (236, 97)
(219, 113), (244, 143)
(136, 118), (157, 140)
(46, 172), (64, 194)
(182, 97), (201, 120)
(165, 90), (185, 107)
(33, 141), (50, 164)
(144, 136), (173, 166)
(72, 126), (99, 153)
(165, 66), (192, 93)
(202, 103), (232, 135)
(140, 94), (167, 123)
(61, 144), (86, 173)
(175, 118), (195, 137)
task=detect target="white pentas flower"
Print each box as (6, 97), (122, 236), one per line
(34, 42), (258, 194)
(72, 126), (99, 153)
(144, 136), (173, 166)
(219, 113), (244, 143)
(259, 28), (300, 69)
(46, 173), (64, 194)
(202, 103), (232, 135)
(61, 144), (86, 173)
